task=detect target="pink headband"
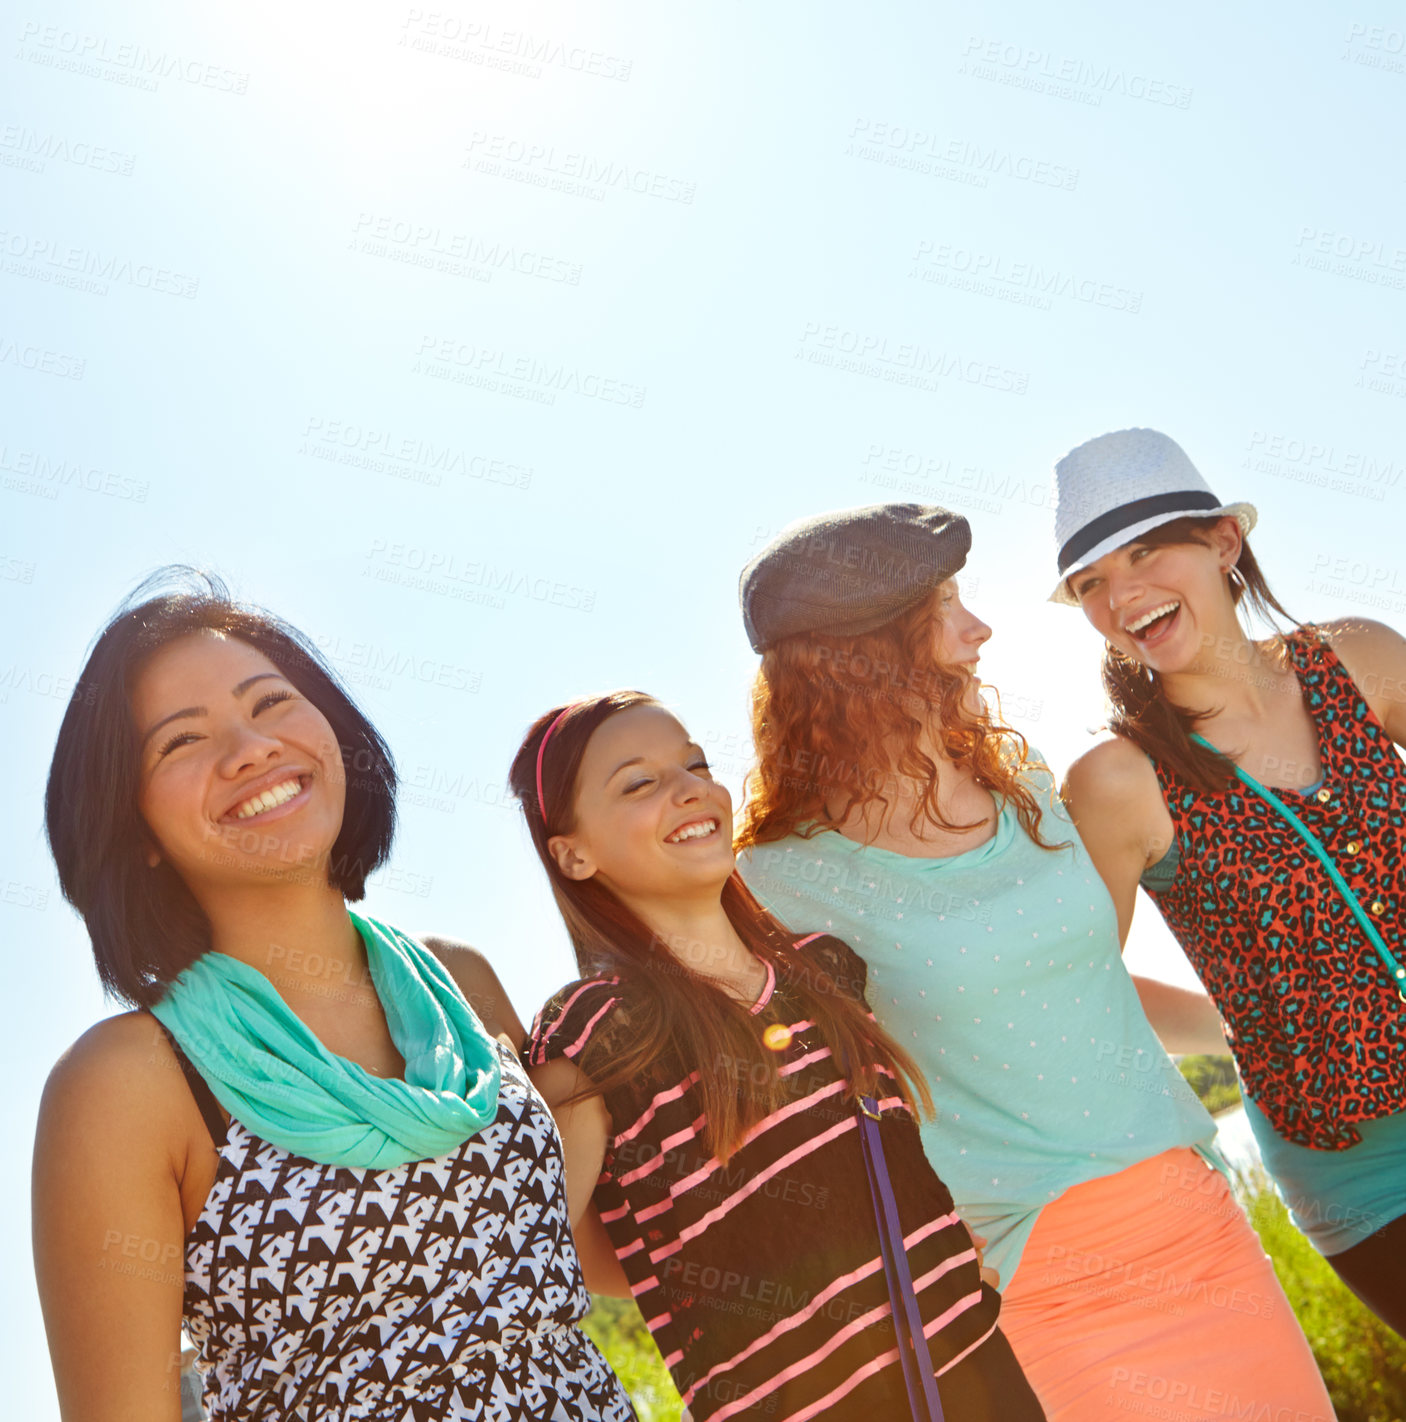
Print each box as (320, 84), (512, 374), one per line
(534, 705), (575, 824)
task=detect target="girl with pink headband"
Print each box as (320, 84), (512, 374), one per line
(512, 691), (1046, 1421)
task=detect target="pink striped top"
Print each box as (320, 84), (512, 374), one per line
(527, 935), (1001, 1420)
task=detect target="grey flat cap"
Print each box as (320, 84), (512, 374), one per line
(739, 503), (971, 653)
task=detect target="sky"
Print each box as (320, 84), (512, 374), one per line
(5, 1), (1406, 1412)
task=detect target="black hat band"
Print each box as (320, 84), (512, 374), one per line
(1057, 490), (1223, 574)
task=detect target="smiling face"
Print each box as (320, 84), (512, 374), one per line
(131, 630), (347, 902)
(1068, 518), (1243, 672)
(548, 704), (735, 916)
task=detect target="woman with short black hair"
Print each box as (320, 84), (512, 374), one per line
(34, 569), (634, 1422)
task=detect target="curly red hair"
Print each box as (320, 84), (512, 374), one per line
(737, 590), (1062, 850)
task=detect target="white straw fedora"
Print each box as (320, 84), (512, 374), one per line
(1048, 428), (1257, 605)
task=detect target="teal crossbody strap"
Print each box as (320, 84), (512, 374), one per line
(1189, 732), (1406, 1002)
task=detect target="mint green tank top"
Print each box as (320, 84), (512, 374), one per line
(740, 756), (1219, 1288)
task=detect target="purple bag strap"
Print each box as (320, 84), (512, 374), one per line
(858, 1095), (946, 1421)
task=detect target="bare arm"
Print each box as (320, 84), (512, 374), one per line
(572, 1205), (633, 1298)
(528, 1057), (631, 1297)
(420, 933), (528, 1051)
(1062, 741), (1227, 1051)
(1062, 737), (1172, 946)
(1130, 976), (1229, 1055)
(1323, 617), (1406, 747)
(33, 1016), (190, 1422)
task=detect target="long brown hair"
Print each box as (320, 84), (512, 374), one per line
(1079, 518), (1298, 793)
(509, 691), (934, 1161)
(738, 590), (1062, 851)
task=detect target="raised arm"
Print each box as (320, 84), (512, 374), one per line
(1062, 739), (1228, 1053)
(1062, 736), (1172, 946)
(33, 1016), (191, 1422)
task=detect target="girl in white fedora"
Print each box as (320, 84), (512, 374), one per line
(1056, 427), (1406, 1335)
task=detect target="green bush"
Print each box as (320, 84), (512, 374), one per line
(581, 1296), (682, 1422)
(1240, 1175), (1406, 1422)
(1176, 1054), (1404, 1417)
(1178, 1053), (1242, 1115)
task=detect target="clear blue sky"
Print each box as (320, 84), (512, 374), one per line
(5, 2), (1405, 1411)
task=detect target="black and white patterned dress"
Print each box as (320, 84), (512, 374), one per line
(176, 1036), (635, 1421)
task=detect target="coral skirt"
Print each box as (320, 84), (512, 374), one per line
(998, 1148), (1337, 1421)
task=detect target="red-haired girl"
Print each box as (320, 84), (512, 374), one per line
(736, 502), (1337, 1418)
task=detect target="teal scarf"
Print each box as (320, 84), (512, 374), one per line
(152, 910), (503, 1169)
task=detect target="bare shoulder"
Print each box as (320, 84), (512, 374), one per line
(417, 933), (499, 997)
(38, 1011), (189, 1155)
(45, 1010), (183, 1097)
(1062, 734), (1172, 857)
(1063, 735), (1161, 811)
(1317, 615), (1406, 670)
(418, 933), (526, 1048)
(1317, 617), (1406, 731)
